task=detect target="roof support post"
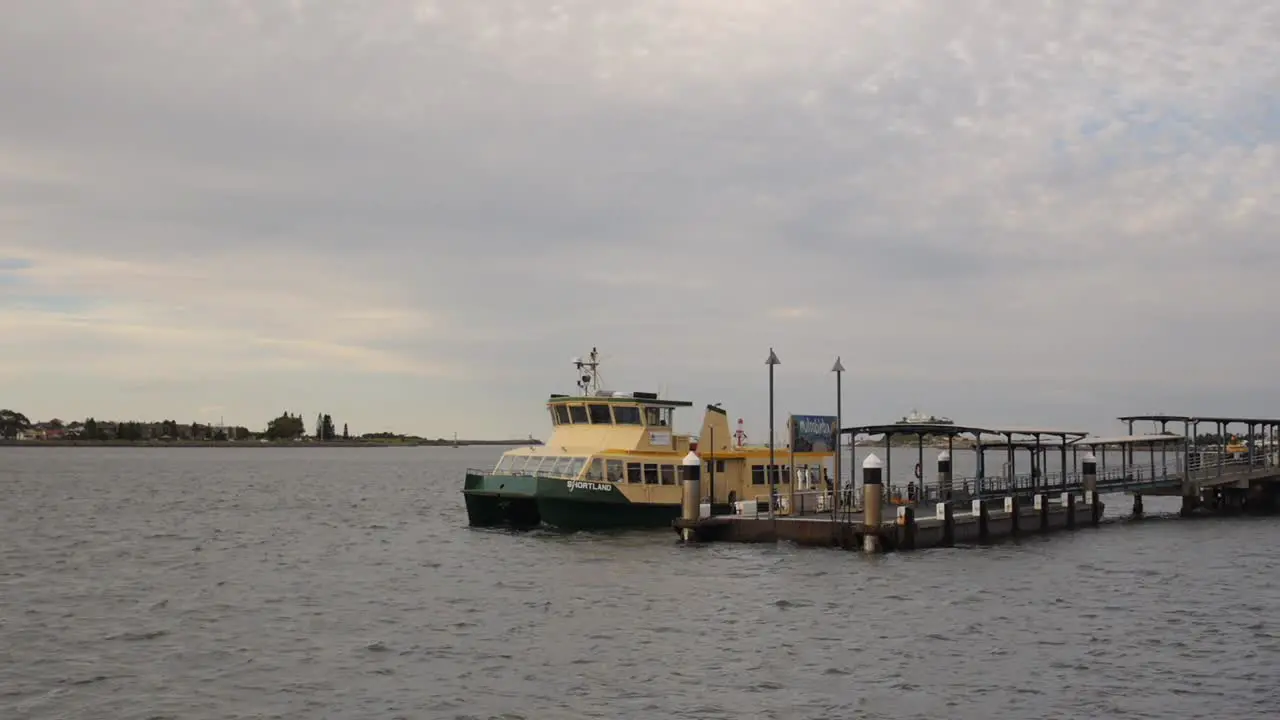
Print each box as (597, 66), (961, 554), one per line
(1060, 435), (1068, 494)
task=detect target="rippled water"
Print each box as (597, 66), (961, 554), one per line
(3, 446), (1278, 719)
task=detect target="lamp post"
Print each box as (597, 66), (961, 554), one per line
(831, 356), (845, 523)
(766, 348), (780, 519)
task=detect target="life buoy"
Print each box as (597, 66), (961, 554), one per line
(914, 462), (922, 480)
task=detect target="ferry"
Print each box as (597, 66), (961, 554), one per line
(462, 349), (836, 531)
(898, 409), (954, 425)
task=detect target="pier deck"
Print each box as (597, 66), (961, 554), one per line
(674, 413), (1280, 552)
(676, 492), (1101, 551)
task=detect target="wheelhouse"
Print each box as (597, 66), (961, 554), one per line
(545, 391), (691, 429)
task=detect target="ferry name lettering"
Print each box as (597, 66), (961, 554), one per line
(566, 481), (612, 492)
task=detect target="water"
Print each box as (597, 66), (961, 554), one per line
(2, 446), (1279, 719)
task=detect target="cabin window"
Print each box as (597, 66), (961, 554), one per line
(626, 462), (642, 484)
(643, 463), (659, 485)
(660, 465), (675, 485)
(568, 405), (588, 424)
(751, 464), (788, 484)
(508, 456), (528, 473)
(587, 458), (604, 481)
(705, 460), (726, 474)
(606, 459), (624, 483)
(551, 457), (572, 476)
(587, 404), (612, 424)
(612, 406), (641, 424)
(566, 457), (586, 478)
(494, 456), (512, 473)
(552, 406), (570, 425)
(524, 457), (545, 474)
(644, 407), (672, 427)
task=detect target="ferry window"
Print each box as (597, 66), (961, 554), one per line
(568, 405), (589, 424)
(566, 457), (586, 478)
(588, 458), (604, 481)
(752, 465), (766, 485)
(660, 465), (675, 485)
(553, 405), (570, 425)
(643, 463), (659, 485)
(551, 456), (572, 476)
(606, 459), (624, 482)
(524, 457), (544, 474)
(612, 406), (641, 424)
(587, 404), (612, 424)
(705, 459), (727, 474)
(779, 466), (791, 485)
(626, 462), (642, 484)
(644, 407), (661, 426)
(494, 456), (512, 473)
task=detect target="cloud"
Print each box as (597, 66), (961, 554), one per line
(0, 0), (1278, 436)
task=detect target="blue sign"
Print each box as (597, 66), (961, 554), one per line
(789, 414), (837, 453)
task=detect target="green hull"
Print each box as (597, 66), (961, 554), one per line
(462, 472), (681, 531)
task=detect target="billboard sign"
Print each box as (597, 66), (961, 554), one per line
(789, 414), (837, 453)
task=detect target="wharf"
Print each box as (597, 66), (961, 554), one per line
(673, 413), (1280, 553)
(675, 493), (1102, 551)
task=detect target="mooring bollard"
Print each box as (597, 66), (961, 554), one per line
(680, 450), (701, 542)
(863, 454), (884, 553)
(937, 450), (952, 500)
(1082, 452), (1097, 496)
(897, 505), (916, 550)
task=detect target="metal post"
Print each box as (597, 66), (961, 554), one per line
(1126, 418), (1134, 470)
(1248, 422), (1256, 467)
(1005, 433), (1014, 495)
(1060, 437), (1068, 495)
(1152, 430), (1162, 481)
(831, 358), (844, 524)
(1121, 427), (1128, 481)
(915, 433), (923, 504)
(1033, 433), (1041, 494)
(766, 348), (779, 520)
(1218, 421), (1225, 476)
(708, 425), (716, 514)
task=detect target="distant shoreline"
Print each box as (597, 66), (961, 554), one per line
(0, 439), (541, 449)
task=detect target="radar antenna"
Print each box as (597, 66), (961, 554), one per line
(572, 347), (603, 395)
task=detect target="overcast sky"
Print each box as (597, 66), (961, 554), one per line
(2, 1), (1278, 439)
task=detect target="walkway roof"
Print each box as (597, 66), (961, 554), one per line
(1071, 433), (1186, 446)
(841, 422), (994, 437)
(842, 422), (1087, 439)
(1119, 414), (1280, 425)
(973, 436), (1072, 448)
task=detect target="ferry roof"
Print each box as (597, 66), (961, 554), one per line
(547, 394), (694, 408)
